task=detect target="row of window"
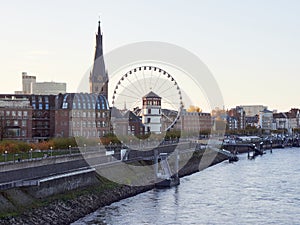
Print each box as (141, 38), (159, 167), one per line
(72, 111), (108, 118)
(72, 130), (107, 137)
(32, 103), (49, 110)
(143, 100), (161, 106)
(5, 120), (27, 127)
(2, 110), (29, 118)
(5, 128), (27, 137)
(71, 121), (108, 128)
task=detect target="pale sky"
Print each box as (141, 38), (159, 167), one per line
(0, 0), (300, 112)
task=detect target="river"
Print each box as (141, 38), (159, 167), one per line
(73, 148), (300, 225)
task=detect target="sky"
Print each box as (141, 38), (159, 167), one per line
(0, 0), (300, 112)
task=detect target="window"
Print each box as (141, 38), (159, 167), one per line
(22, 120), (27, 127)
(23, 111), (28, 118)
(147, 118), (151, 123)
(18, 111), (22, 117)
(148, 109), (151, 114)
(39, 103), (43, 110)
(12, 111), (16, 117)
(14, 120), (18, 126)
(45, 104), (49, 110)
(21, 130), (26, 137)
(6, 111), (10, 116)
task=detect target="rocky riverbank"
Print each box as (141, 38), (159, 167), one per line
(0, 150), (229, 225)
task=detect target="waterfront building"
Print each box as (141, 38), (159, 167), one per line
(141, 91), (162, 134)
(227, 106), (246, 130)
(259, 109), (273, 133)
(0, 94), (57, 141)
(0, 97), (33, 141)
(245, 115), (259, 128)
(111, 108), (145, 137)
(181, 109), (212, 133)
(89, 21), (108, 99)
(55, 93), (110, 138)
(240, 105), (268, 117)
(273, 108), (300, 134)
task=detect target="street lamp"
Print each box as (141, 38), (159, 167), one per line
(110, 141), (112, 152)
(98, 142), (101, 151)
(30, 148), (33, 160)
(4, 150), (7, 162)
(69, 145), (71, 154)
(84, 144), (87, 153)
(50, 146), (53, 157)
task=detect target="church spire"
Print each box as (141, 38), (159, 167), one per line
(98, 20), (101, 35)
(94, 20), (103, 61)
(90, 20), (108, 99)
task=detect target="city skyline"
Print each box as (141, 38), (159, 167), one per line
(1, 1), (300, 112)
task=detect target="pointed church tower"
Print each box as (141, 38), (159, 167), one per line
(89, 20), (108, 99)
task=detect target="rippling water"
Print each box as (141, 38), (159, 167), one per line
(73, 148), (300, 225)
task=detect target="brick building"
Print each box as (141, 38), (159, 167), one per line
(0, 97), (33, 141)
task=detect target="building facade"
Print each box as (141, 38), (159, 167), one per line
(227, 106), (246, 130)
(181, 109), (212, 133)
(32, 82), (66, 95)
(273, 108), (300, 134)
(259, 109), (273, 132)
(55, 93), (110, 138)
(0, 97), (33, 141)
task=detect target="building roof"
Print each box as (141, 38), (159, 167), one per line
(260, 109), (273, 114)
(56, 93), (109, 110)
(143, 91), (161, 99)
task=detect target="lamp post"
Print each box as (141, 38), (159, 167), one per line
(30, 148), (33, 160)
(84, 144), (87, 153)
(69, 145), (71, 155)
(110, 141), (112, 152)
(4, 150), (7, 162)
(50, 146), (53, 157)
(98, 142), (101, 152)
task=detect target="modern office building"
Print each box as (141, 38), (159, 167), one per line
(32, 82), (66, 95)
(16, 72), (66, 95)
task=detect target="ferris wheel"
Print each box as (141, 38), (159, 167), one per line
(112, 65), (183, 132)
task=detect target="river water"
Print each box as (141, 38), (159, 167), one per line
(73, 148), (300, 225)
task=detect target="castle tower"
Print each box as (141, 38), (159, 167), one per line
(89, 21), (108, 99)
(142, 91), (162, 134)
